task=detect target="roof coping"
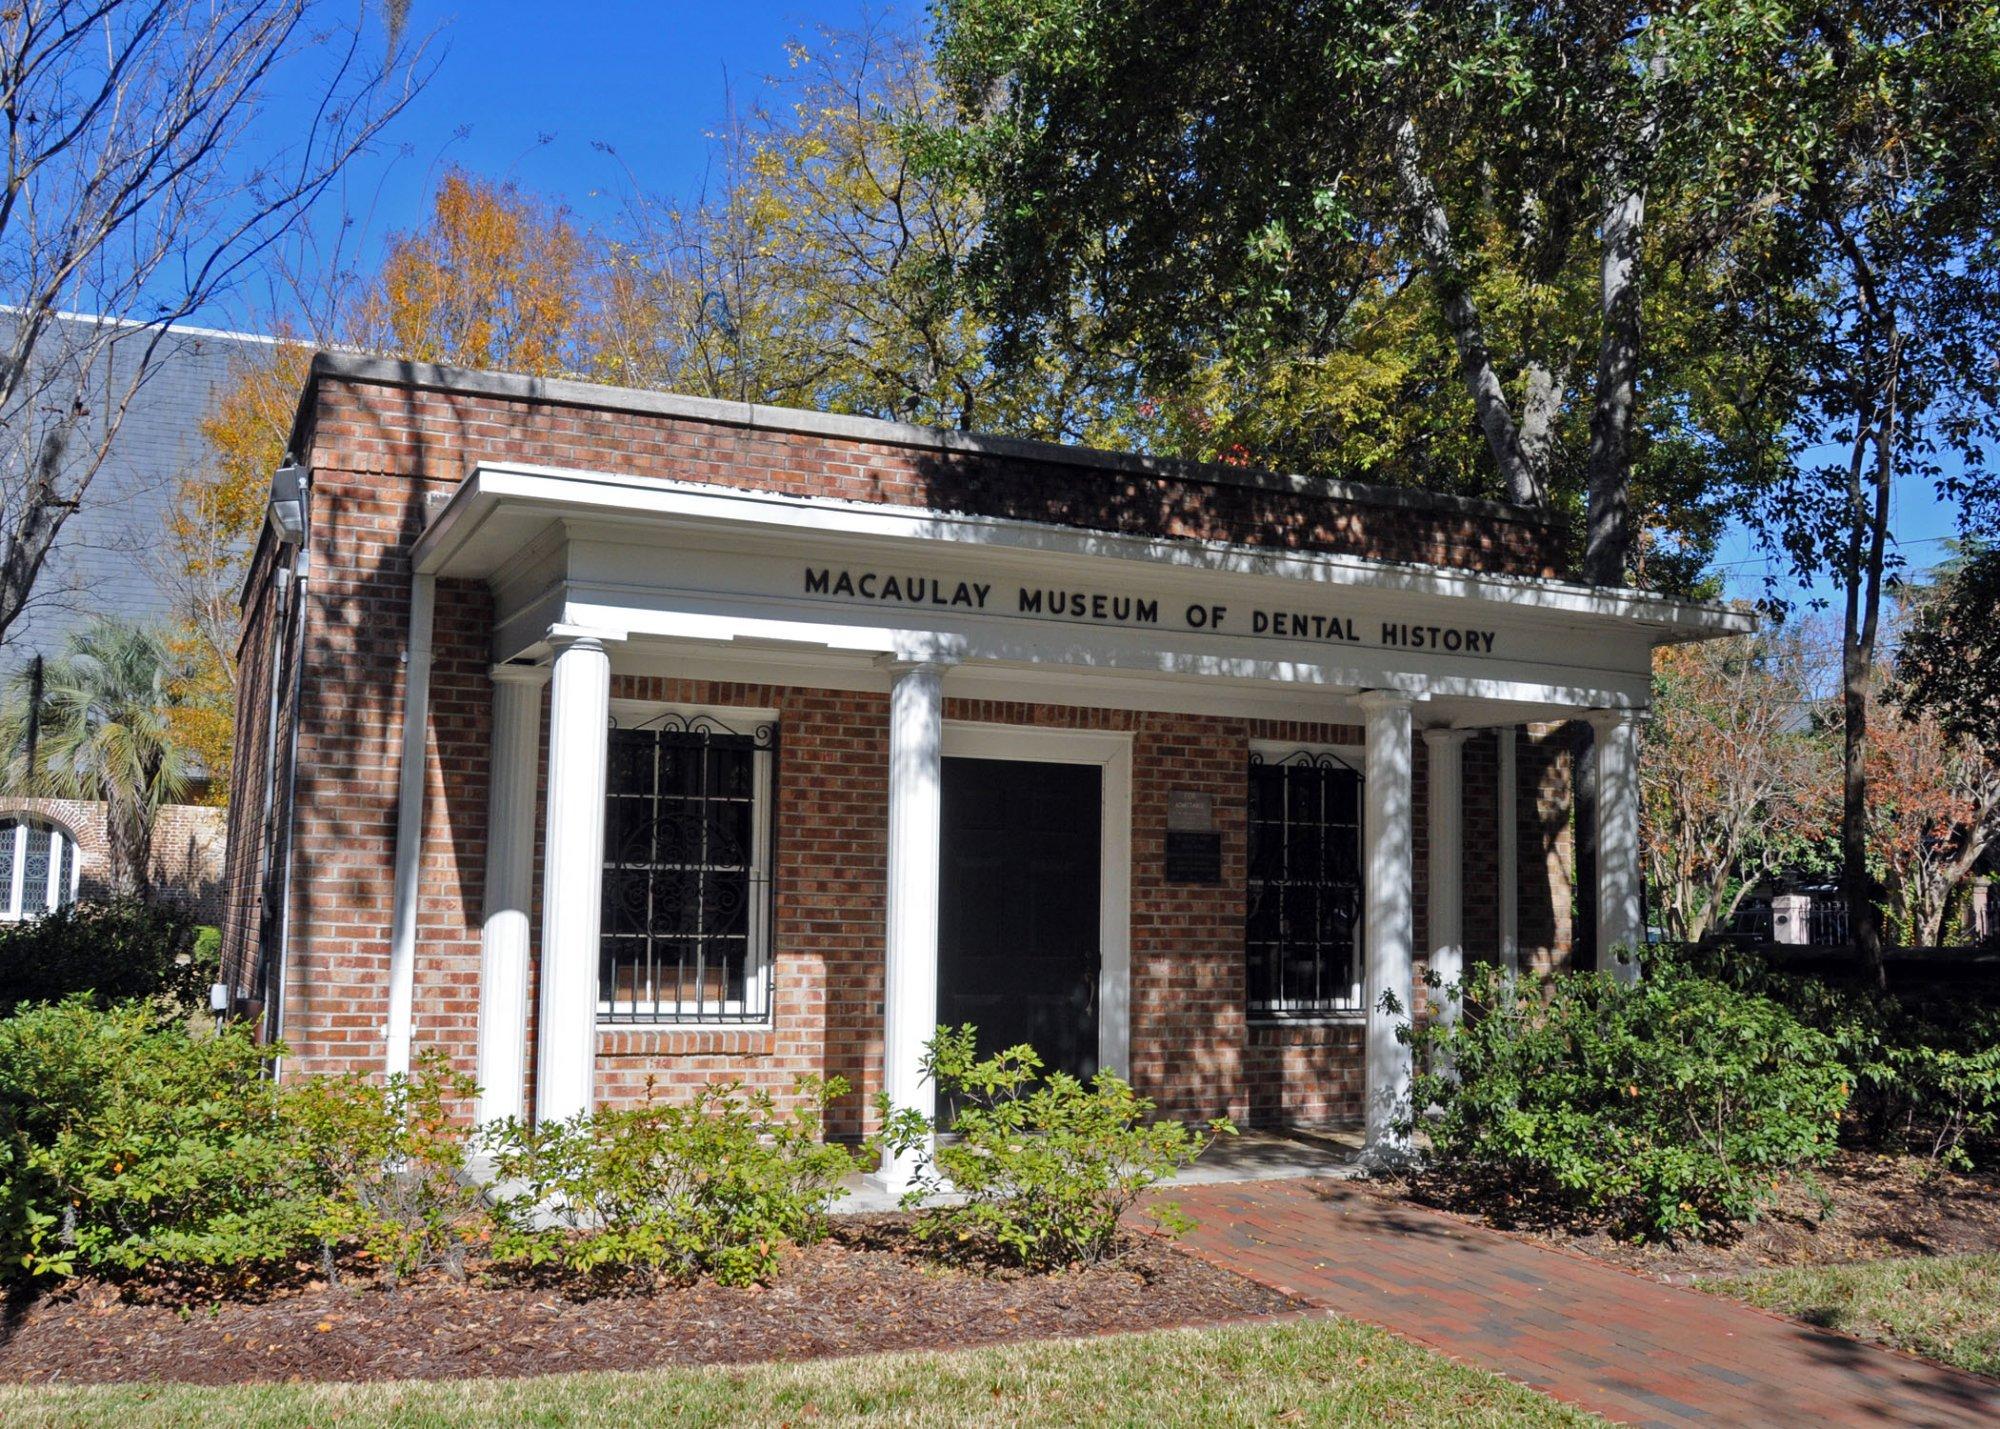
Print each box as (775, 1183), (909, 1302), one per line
(303, 352), (1560, 528)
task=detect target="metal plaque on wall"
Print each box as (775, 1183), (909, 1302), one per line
(1165, 830), (1222, 884)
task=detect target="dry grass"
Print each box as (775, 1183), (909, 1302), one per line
(0, 1315), (1599, 1427)
(1703, 1253), (2000, 1377)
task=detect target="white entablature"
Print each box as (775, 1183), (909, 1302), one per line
(412, 459), (1753, 729)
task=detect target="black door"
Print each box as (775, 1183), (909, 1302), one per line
(938, 757), (1102, 1086)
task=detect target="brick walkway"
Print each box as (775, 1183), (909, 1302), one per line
(1169, 1177), (2000, 1427)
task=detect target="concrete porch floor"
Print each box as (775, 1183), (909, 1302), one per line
(833, 1126), (1365, 1215)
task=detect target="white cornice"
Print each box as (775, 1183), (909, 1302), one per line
(415, 459), (1755, 642)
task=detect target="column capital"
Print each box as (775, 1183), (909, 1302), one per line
(1357, 688), (1418, 715)
(545, 624), (623, 655)
(1583, 705), (1645, 733)
(1420, 726), (1475, 749)
(489, 661), (551, 687)
(875, 653), (959, 679)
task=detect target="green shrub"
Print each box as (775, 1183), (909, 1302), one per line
(489, 1076), (856, 1289)
(1738, 967), (2000, 1172)
(1408, 961), (1849, 1241)
(282, 1051), (488, 1284)
(0, 999), (310, 1282)
(0, 898), (206, 1015)
(1662, 945), (2000, 1172)
(880, 1026), (1232, 1270)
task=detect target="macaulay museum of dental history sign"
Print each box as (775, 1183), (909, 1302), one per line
(801, 565), (1502, 655)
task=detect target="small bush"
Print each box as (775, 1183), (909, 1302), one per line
(489, 1076), (856, 1288)
(1667, 945), (2000, 1172)
(1748, 968), (2000, 1172)
(0, 999), (310, 1283)
(0, 899), (205, 1015)
(282, 1051), (488, 1284)
(1408, 961), (1849, 1241)
(882, 1026), (1231, 1270)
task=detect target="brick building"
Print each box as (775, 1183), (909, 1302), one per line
(219, 354), (1748, 1187)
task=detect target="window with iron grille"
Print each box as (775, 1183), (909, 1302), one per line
(600, 711), (777, 1023)
(1246, 749), (1364, 1017)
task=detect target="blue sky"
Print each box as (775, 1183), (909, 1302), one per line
(210, 1), (889, 325)
(347, 2), (888, 248)
(210, 0), (1966, 605)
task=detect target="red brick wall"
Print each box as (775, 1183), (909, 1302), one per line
(305, 374), (1567, 578)
(261, 459), (463, 1078)
(219, 534), (283, 1010)
(230, 366), (1582, 1130)
(580, 678), (887, 1140)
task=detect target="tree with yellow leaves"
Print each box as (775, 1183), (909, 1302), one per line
(352, 169), (590, 377)
(172, 171), (595, 792)
(159, 340), (313, 801)
(596, 24), (1149, 446)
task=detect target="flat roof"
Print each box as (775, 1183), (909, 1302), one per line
(299, 351), (1562, 528)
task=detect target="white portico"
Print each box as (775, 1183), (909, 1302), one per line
(376, 453), (1749, 1181)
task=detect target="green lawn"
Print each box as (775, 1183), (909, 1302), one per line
(1704, 1253), (2000, 1378)
(0, 1316), (1596, 1427)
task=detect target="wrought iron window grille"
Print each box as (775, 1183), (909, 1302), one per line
(1246, 748), (1365, 1017)
(600, 709), (778, 1024)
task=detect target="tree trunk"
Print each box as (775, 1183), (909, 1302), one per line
(1393, 118), (1543, 507)
(1584, 179), (1645, 586)
(106, 793), (154, 901)
(0, 426), (86, 651)
(1842, 333), (1900, 988)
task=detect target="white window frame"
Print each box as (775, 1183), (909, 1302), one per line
(597, 701), (778, 1028)
(0, 818), (81, 922)
(1246, 739), (1368, 1022)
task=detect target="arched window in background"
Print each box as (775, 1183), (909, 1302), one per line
(0, 819), (80, 921)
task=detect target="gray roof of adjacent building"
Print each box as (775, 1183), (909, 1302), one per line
(1, 311), (274, 669)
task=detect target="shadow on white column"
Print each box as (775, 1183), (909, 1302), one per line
(1361, 691), (1416, 1161)
(1589, 708), (1644, 984)
(872, 659), (948, 1196)
(1423, 727), (1470, 1024)
(535, 633), (613, 1124)
(477, 663), (547, 1130)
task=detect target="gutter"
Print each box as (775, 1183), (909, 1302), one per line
(270, 528), (310, 1056)
(256, 463), (311, 1056)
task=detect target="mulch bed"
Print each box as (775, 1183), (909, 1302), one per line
(1367, 1150), (2000, 1282)
(0, 1216), (1303, 1385)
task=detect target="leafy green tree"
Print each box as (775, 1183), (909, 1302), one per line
(0, 619), (195, 897)
(1731, 7), (2000, 981)
(929, 0), (1802, 585)
(593, 23), (1151, 445)
(1894, 544), (2000, 758)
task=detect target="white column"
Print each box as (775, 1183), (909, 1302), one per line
(1589, 708), (1644, 983)
(1497, 726), (1520, 977)
(535, 633), (613, 1124)
(874, 659), (948, 1195)
(1422, 728), (1470, 1024)
(1360, 691), (1416, 1158)
(477, 664), (547, 1129)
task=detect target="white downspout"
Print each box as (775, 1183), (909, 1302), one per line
(384, 572), (437, 1079)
